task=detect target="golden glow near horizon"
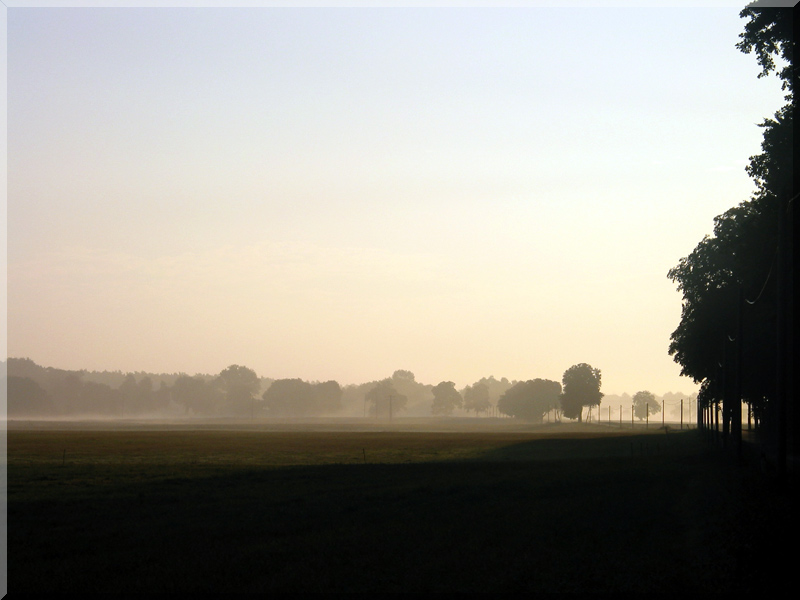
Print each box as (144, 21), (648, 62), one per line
(5, 5), (787, 394)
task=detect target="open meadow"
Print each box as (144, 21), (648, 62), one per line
(5, 418), (791, 593)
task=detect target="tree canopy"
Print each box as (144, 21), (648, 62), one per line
(431, 381), (463, 416)
(736, 4), (794, 101)
(498, 379), (561, 422)
(632, 391), (660, 422)
(365, 379), (408, 418)
(6, 376), (53, 417)
(215, 365), (260, 415)
(560, 364), (602, 422)
(462, 382), (491, 415)
(262, 378), (343, 417)
(668, 6), (793, 429)
(172, 375), (221, 416)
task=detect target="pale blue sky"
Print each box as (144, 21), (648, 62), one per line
(5, 3), (787, 394)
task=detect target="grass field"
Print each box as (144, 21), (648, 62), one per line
(5, 419), (791, 593)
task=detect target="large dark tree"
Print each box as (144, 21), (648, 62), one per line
(736, 4), (794, 101)
(668, 5), (793, 436)
(560, 364), (602, 422)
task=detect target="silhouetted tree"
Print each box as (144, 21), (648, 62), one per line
(498, 379), (562, 422)
(7, 357), (210, 417)
(431, 381), (463, 416)
(6, 357), (47, 381)
(462, 382), (491, 416)
(119, 373), (138, 416)
(6, 376), (53, 417)
(389, 370), (434, 415)
(736, 5), (793, 101)
(668, 198), (780, 415)
(471, 376), (514, 409)
(560, 364), (603, 422)
(47, 371), (83, 414)
(80, 381), (121, 416)
(392, 369), (416, 383)
(153, 380), (173, 413)
(669, 6), (793, 433)
(365, 379), (407, 418)
(118, 373), (154, 416)
(172, 375), (221, 415)
(262, 379), (343, 417)
(215, 365), (260, 416)
(632, 390), (660, 422)
(137, 376), (155, 413)
(262, 379), (310, 416)
(315, 380), (343, 414)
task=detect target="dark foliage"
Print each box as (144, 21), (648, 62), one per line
(497, 379), (561, 422)
(430, 381), (463, 416)
(668, 6), (793, 426)
(462, 382), (491, 415)
(365, 379), (408, 418)
(262, 378), (343, 417)
(560, 364), (603, 421)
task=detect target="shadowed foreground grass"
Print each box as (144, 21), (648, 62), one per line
(6, 425), (791, 593)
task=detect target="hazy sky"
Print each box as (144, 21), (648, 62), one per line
(4, 2), (788, 394)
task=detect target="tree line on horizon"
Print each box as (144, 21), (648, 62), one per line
(3, 357), (692, 423)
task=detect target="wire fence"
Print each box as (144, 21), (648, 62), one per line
(581, 399), (698, 430)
